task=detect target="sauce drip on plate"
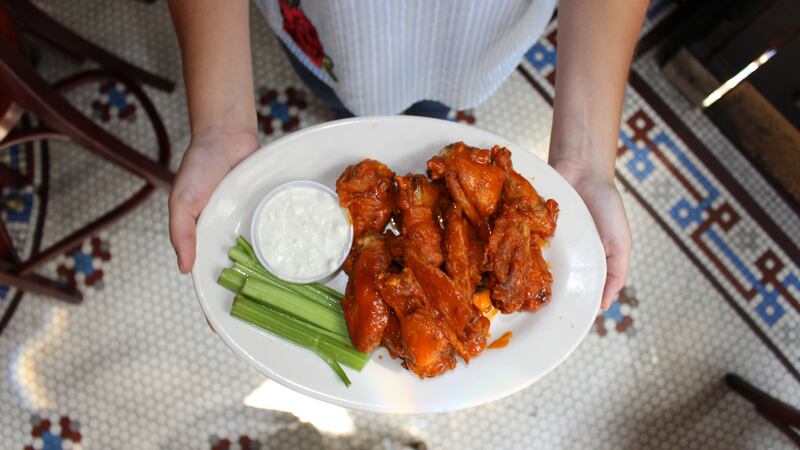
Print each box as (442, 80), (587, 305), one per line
(487, 331), (512, 349)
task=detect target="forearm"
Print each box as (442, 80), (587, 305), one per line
(549, 0), (647, 181)
(167, 0), (257, 136)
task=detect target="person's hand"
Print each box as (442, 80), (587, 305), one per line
(550, 159), (632, 311)
(169, 128), (259, 273)
(546, 0), (644, 309)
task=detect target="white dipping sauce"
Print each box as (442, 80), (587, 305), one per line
(256, 186), (350, 280)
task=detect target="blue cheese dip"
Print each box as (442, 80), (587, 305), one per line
(254, 182), (351, 282)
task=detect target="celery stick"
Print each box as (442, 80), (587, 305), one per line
(309, 283), (345, 300)
(233, 237), (344, 305)
(235, 296), (351, 346)
(233, 262), (342, 312)
(232, 297), (320, 352)
(231, 262), (285, 290)
(228, 241), (343, 311)
(229, 246), (256, 267)
(316, 351), (352, 386)
(231, 297), (368, 371)
(240, 278), (349, 337)
(218, 268), (246, 292)
(236, 235), (257, 259)
(317, 333), (369, 371)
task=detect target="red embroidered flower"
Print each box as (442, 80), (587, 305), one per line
(279, 0), (336, 80)
(279, 0), (324, 65)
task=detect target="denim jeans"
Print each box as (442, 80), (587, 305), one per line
(281, 44), (451, 120)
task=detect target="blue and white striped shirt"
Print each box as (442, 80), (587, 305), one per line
(256, 0), (557, 116)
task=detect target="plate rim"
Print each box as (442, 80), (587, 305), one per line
(191, 116), (606, 413)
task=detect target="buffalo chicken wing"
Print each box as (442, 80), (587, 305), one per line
(443, 203), (483, 301)
(337, 160), (397, 352)
(483, 146), (559, 313)
(336, 159), (396, 239)
(379, 269), (458, 378)
(427, 142), (505, 240)
(342, 234), (391, 352)
(395, 174), (446, 267)
(406, 256), (489, 359)
(491, 146), (558, 241)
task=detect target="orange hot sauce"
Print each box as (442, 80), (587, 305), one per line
(487, 331), (512, 349)
(472, 290), (498, 320)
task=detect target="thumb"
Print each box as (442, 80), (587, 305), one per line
(600, 233), (631, 311)
(169, 189), (200, 274)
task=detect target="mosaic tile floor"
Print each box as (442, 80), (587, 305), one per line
(1, 0), (798, 449)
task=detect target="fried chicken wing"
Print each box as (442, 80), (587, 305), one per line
(379, 269), (458, 378)
(336, 160), (397, 351)
(381, 308), (405, 360)
(395, 174), (445, 267)
(383, 230), (405, 265)
(521, 243), (553, 312)
(342, 234), (391, 352)
(444, 203), (483, 301)
(336, 159), (396, 238)
(491, 146), (558, 240)
(406, 256), (489, 359)
(484, 205), (540, 313)
(484, 146), (558, 313)
(427, 142), (505, 240)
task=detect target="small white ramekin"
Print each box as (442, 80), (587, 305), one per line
(250, 180), (353, 284)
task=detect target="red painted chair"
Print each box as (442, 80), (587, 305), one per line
(0, 0), (174, 303)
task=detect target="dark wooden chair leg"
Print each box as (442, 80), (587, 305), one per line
(0, 126), (65, 151)
(17, 185), (155, 275)
(0, 223), (81, 303)
(0, 215), (20, 264)
(51, 69), (171, 167)
(0, 39), (174, 190)
(0, 100), (22, 138)
(21, 27), (86, 64)
(0, 267), (82, 303)
(760, 411), (800, 448)
(725, 374), (800, 446)
(0, 161), (26, 187)
(3, 0), (175, 92)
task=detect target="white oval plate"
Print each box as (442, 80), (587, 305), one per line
(192, 116), (606, 414)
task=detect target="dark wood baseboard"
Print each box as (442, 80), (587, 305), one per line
(707, 82), (800, 203)
(663, 47), (800, 204)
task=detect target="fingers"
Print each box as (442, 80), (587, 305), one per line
(169, 188), (199, 274)
(550, 163), (633, 312)
(166, 132), (259, 274)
